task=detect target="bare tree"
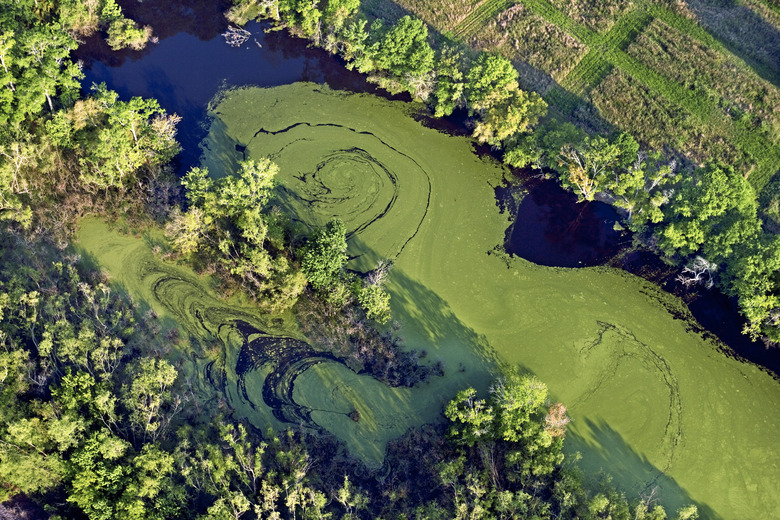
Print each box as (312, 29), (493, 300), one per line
(222, 26), (251, 47)
(676, 256), (717, 289)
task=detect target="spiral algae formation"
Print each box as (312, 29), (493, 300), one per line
(77, 83), (780, 517)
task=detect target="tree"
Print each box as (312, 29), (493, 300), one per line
(301, 219), (348, 290)
(610, 151), (676, 231)
(465, 53), (518, 112)
(444, 387), (495, 447)
(123, 358), (181, 443)
(66, 429), (132, 520)
(557, 134), (636, 202)
(357, 284), (391, 324)
(323, 0), (359, 30)
(432, 47), (466, 117)
(471, 89), (547, 146)
(339, 19), (374, 73)
(106, 18), (152, 51)
(659, 162), (759, 260)
(723, 235), (780, 340)
(279, 0), (323, 38)
(168, 160), (304, 311)
(373, 16), (435, 79)
(77, 85), (181, 190)
(0, 21), (81, 125)
(0, 131), (35, 226)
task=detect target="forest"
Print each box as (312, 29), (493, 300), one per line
(0, 0), (777, 518)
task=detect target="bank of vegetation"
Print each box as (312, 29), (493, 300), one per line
(0, 231), (700, 518)
(0, 0), (752, 517)
(225, 0), (780, 344)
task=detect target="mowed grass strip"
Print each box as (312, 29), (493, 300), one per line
(452, 0), (515, 40)
(390, 0), (780, 186)
(558, 51), (612, 97)
(629, 19), (780, 140)
(516, 0), (596, 42)
(605, 48), (780, 188)
(559, 8), (651, 95)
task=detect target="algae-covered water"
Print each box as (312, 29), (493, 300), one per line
(79, 83), (780, 518)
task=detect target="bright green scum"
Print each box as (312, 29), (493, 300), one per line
(81, 83), (780, 518)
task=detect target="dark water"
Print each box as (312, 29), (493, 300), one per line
(75, 0), (777, 378)
(497, 176), (628, 268)
(75, 4), (402, 176)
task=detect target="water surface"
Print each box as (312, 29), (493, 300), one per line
(196, 83), (780, 518)
(73, 10), (780, 517)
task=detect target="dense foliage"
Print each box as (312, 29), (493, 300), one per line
(230, 0), (780, 341)
(0, 0), (769, 517)
(0, 237), (697, 518)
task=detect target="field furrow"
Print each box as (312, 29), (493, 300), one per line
(452, 0), (515, 39)
(559, 8), (650, 94)
(516, 0), (595, 43)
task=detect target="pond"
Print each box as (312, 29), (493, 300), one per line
(76, 7), (780, 519)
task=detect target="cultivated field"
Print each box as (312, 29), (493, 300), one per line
(374, 0), (780, 218)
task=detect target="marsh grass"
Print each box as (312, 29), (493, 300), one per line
(684, 0), (780, 82)
(475, 3), (587, 82)
(628, 19), (780, 141)
(391, 0), (488, 34)
(547, 0), (635, 33)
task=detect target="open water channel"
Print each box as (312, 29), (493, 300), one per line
(74, 3), (780, 518)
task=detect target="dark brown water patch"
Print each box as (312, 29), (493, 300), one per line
(498, 176), (630, 268)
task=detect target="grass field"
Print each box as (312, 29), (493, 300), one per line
(474, 4), (587, 86)
(376, 0), (780, 195)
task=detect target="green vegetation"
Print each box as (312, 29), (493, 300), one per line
(202, 83), (780, 518)
(2, 212), (711, 517)
(243, 0), (780, 341)
(477, 4), (587, 87)
(166, 160), (305, 313)
(2, 0), (780, 517)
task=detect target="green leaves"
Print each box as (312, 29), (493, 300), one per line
(168, 159), (303, 310)
(374, 16), (435, 78)
(77, 85), (181, 190)
(444, 387), (495, 447)
(356, 284), (391, 324)
(465, 53), (547, 146)
(659, 162), (759, 260)
(123, 358), (179, 443)
(472, 89), (547, 147)
(301, 218), (348, 291)
(466, 53), (519, 112)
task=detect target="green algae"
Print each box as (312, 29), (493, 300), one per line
(75, 218), (491, 466)
(76, 82), (780, 518)
(197, 83), (780, 518)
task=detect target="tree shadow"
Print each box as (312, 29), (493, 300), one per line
(380, 261), (504, 383)
(72, 236), (183, 335)
(566, 417), (722, 519)
(684, 0), (780, 87)
(198, 116), (244, 180)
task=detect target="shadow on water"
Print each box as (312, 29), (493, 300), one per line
(382, 262), (503, 386)
(493, 170), (780, 379)
(615, 250), (780, 378)
(75, 0), (233, 69)
(566, 418), (721, 519)
(74, 19), (407, 177)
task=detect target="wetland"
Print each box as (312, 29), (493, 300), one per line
(77, 77), (779, 517)
(2, 1), (774, 517)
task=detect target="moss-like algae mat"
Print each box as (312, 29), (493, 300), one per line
(78, 83), (780, 518)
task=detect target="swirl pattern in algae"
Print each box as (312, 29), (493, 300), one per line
(81, 83), (780, 518)
(75, 218), (482, 467)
